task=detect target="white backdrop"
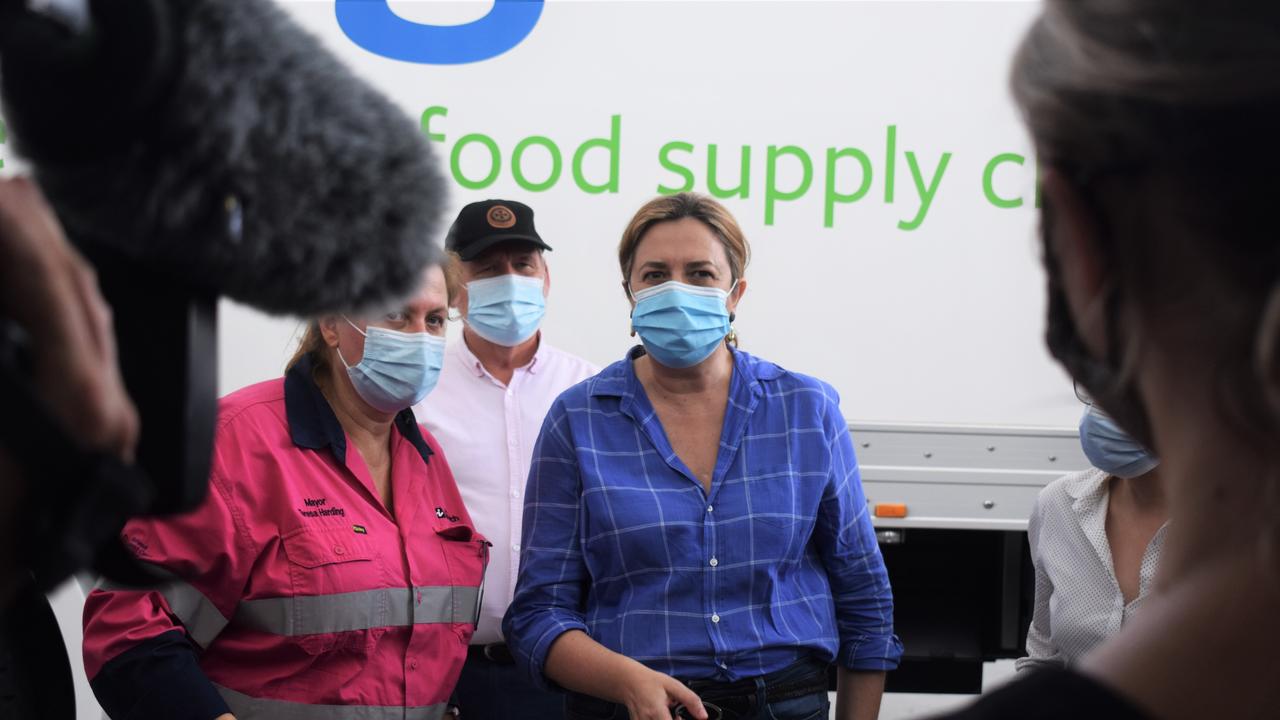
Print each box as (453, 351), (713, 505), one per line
(0, 5), (1055, 717)
(5, 0), (1080, 428)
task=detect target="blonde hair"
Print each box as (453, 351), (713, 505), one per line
(618, 193), (750, 287)
(285, 256), (461, 374)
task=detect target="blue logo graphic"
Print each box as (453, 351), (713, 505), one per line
(335, 0), (544, 65)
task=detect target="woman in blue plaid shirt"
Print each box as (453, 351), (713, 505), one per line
(504, 193), (901, 720)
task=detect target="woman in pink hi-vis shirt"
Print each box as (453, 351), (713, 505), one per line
(84, 262), (487, 720)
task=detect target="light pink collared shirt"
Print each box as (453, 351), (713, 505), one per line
(413, 333), (598, 644)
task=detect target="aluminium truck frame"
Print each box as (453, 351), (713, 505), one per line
(852, 422), (1087, 693)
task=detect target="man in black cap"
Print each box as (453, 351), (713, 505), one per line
(413, 200), (597, 719)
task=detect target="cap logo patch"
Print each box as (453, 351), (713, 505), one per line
(487, 205), (517, 229)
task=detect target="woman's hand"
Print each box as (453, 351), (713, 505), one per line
(617, 663), (707, 720)
(544, 630), (707, 720)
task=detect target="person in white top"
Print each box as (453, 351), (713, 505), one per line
(1017, 406), (1167, 672)
(413, 199), (598, 719)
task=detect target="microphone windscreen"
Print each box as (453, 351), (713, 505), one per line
(1, 0), (445, 316)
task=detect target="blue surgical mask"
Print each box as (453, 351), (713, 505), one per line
(464, 275), (546, 347)
(338, 318), (445, 413)
(1079, 406), (1159, 478)
(630, 281), (734, 369)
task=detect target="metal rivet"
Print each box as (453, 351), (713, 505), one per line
(982, 500), (995, 510)
(1048, 455), (1058, 462)
(861, 442), (871, 448)
(924, 452), (933, 459)
(987, 445), (996, 452)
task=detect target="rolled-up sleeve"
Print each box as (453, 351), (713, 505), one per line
(502, 397), (591, 689)
(83, 454), (253, 720)
(811, 385), (903, 671)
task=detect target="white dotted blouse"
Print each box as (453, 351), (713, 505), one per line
(1016, 467), (1168, 671)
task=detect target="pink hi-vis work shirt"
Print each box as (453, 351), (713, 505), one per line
(83, 355), (487, 720)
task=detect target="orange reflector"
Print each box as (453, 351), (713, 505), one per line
(874, 503), (908, 518)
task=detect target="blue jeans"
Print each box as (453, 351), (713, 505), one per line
(453, 650), (566, 719)
(564, 659), (830, 720)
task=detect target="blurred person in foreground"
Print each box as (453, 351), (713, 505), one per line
(939, 2), (1280, 718)
(0, 177), (138, 597)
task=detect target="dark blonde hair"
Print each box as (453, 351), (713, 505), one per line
(285, 256), (461, 374)
(618, 193), (750, 287)
(1011, 3), (1280, 447)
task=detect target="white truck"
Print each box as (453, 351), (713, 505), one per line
(10, 0), (1084, 714)
(224, 0), (1077, 696)
(228, 0), (1078, 698)
(854, 422), (1085, 691)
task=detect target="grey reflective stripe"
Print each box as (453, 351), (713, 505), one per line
(159, 581), (230, 648)
(236, 585), (480, 637)
(217, 685), (447, 720)
(94, 574), (229, 649)
(93, 577), (140, 592)
(436, 585), (481, 626)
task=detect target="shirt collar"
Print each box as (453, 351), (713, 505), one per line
(455, 333), (488, 378)
(590, 345), (785, 399)
(457, 330), (544, 378)
(526, 333), (544, 374)
(284, 353), (434, 466)
(393, 409), (436, 465)
(1065, 467), (1110, 511)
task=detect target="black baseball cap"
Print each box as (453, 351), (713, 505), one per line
(445, 199), (553, 261)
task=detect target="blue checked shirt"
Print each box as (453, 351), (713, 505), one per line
(503, 347), (902, 686)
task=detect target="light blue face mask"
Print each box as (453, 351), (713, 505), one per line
(630, 280), (734, 369)
(464, 274), (547, 347)
(338, 318), (446, 413)
(1079, 406), (1159, 478)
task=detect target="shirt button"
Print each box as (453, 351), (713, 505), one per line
(511, 490), (521, 499)
(709, 558), (719, 567)
(707, 506), (714, 513)
(512, 543), (521, 552)
(411, 660), (419, 670)
(332, 545), (345, 556)
(711, 614), (720, 623)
